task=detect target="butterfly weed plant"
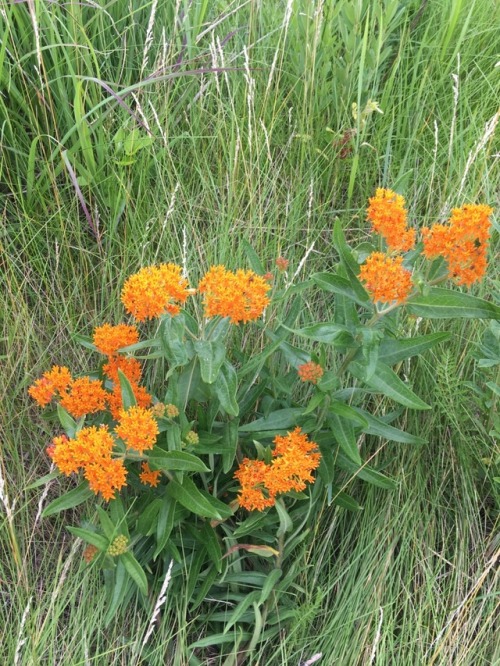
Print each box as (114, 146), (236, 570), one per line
(29, 190), (499, 663)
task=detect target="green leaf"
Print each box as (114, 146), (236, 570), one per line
(25, 470), (60, 490)
(258, 569), (282, 605)
(166, 478), (223, 519)
(239, 408), (303, 432)
(73, 333), (99, 352)
(96, 506), (116, 540)
(302, 392), (326, 415)
(105, 560), (128, 625)
(222, 591), (261, 634)
(353, 408), (427, 444)
(136, 498), (163, 536)
(214, 361), (239, 416)
(154, 496), (176, 559)
(328, 414), (361, 464)
(407, 288), (500, 319)
(67, 527), (109, 551)
(199, 523), (222, 573)
(222, 420), (239, 473)
(117, 369), (137, 410)
(57, 404), (77, 438)
(333, 219), (370, 303)
(148, 449), (210, 473)
(376, 332), (451, 366)
(238, 333), (289, 379)
(312, 272), (371, 307)
(286, 323), (349, 344)
(336, 452), (397, 489)
(194, 340), (226, 384)
(160, 315), (191, 369)
(121, 551), (148, 595)
(275, 500), (293, 536)
(329, 401), (369, 427)
(242, 239), (265, 274)
(349, 361), (431, 410)
(42, 482), (94, 518)
(329, 486), (363, 511)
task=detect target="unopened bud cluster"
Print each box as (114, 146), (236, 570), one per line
(83, 544), (99, 563)
(107, 535), (129, 557)
(185, 430), (199, 445)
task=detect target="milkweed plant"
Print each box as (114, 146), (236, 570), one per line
(29, 190), (498, 658)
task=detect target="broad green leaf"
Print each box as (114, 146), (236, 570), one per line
(349, 361), (431, 410)
(121, 551), (148, 595)
(258, 569), (283, 605)
(333, 219), (370, 302)
(376, 332), (451, 366)
(67, 527), (109, 551)
(239, 408), (303, 432)
(329, 400), (369, 427)
(328, 414), (361, 464)
(96, 506), (116, 539)
(214, 361), (239, 416)
(148, 449), (210, 473)
(42, 482), (93, 518)
(160, 315), (191, 369)
(136, 498), (163, 536)
(222, 420), (239, 473)
(194, 340), (226, 384)
(302, 392), (326, 415)
(57, 404), (77, 438)
(407, 288), (500, 319)
(275, 500), (293, 536)
(166, 424), (182, 451)
(336, 452), (397, 489)
(117, 369), (137, 410)
(353, 408), (427, 444)
(329, 486), (363, 511)
(166, 478), (223, 519)
(286, 323), (349, 344)
(312, 272), (371, 307)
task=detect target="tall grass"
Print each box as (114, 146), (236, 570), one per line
(1, 0), (498, 663)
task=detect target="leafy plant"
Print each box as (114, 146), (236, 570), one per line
(28, 191), (498, 664)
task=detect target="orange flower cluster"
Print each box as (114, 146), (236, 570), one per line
(139, 462), (161, 487)
(198, 266), (271, 324)
(115, 406), (159, 454)
(51, 426), (127, 501)
(121, 263), (191, 321)
(422, 204), (493, 286)
(359, 252), (413, 304)
(234, 427), (321, 511)
(28, 366), (72, 407)
(93, 323), (139, 356)
(298, 361), (324, 384)
(366, 188), (416, 252)
(276, 257), (289, 272)
(59, 377), (108, 418)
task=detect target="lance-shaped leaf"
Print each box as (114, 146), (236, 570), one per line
(166, 477), (232, 520)
(239, 408), (303, 432)
(117, 369), (137, 410)
(336, 452), (397, 489)
(349, 361), (431, 410)
(407, 288), (500, 319)
(148, 449), (210, 473)
(285, 322), (349, 344)
(312, 272), (372, 307)
(333, 219), (370, 303)
(67, 527), (109, 551)
(214, 361), (239, 416)
(194, 339), (226, 384)
(328, 414), (361, 464)
(121, 551), (148, 595)
(42, 482), (94, 518)
(376, 332), (451, 366)
(352, 408), (427, 444)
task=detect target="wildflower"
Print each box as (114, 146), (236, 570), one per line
(359, 252), (413, 304)
(275, 257), (289, 272)
(103, 356), (143, 386)
(93, 323), (139, 356)
(107, 535), (129, 556)
(84, 458), (127, 501)
(51, 426), (115, 476)
(106, 382), (152, 420)
(83, 544), (99, 564)
(366, 188), (416, 252)
(139, 462), (161, 487)
(28, 366), (72, 407)
(59, 377), (108, 418)
(115, 406), (159, 454)
(422, 204), (493, 286)
(121, 264), (191, 321)
(298, 361), (324, 385)
(234, 459), (276, 512)
(165, 403), (179, 418)
(198, 266), (271, 324)
(185, 430), (199, 445)
(151, 402), (166, 418)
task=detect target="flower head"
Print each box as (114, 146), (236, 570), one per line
(93, 323), (139, 356)
(107, 534), (129, 556)
(59, 376), (108, 418)
(84, 459), (127, 501)
(28, 366), (72, 407)
(139, 462), (161, 487)
(366, 188), (416, 252)
(198, 266), (271, 324)
(276, 257), (289, 272)
(298, 361), (324, 385)
(52, 426), (115, 476)
(359, 252), (413, 304)
(422, 204), (493, 286)
(121, 264), (191, 321)
(234, 459), (276, 512)
(115, 406), (159, 454)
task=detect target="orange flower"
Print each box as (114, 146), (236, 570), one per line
(359, 252), (413, 304)
(93, 324), (139, 356)
(106, 383), (152, 420)
(422, 204), (493, 286)
(366, 188), (416, 252)
(298, 361), (324, 384)
(84, 458), (127, 501)
(121, 264), (191, 321)
(59, 377), (108, 418)
(103, 356), (143, 386)
(276, 257), (289, 272)
(83, 544), (99, 563)
(139, 462), (161, 487)
(198, 266), (271, 324)
(234, 428), (320, 511)
(115, 406), (159, 454)
(28, 366), (72, 407)
(51, 426), (115, 475)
